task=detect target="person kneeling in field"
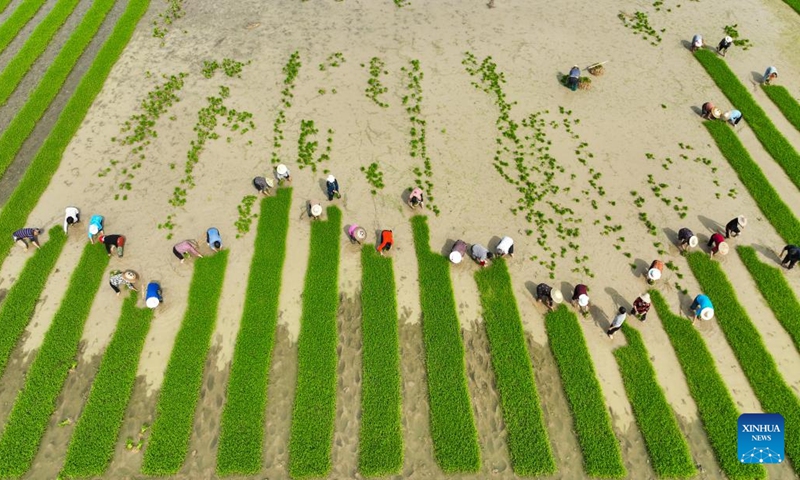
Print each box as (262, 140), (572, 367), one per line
(780, 245), (800, 270)
(677, 227), (698, 252)
(377, 230), (393, 256)
(535, 283), (563, 311)
(572, 283), (590, 314)
(99, 234), (126, 258)
(701, 102), (721, 120)
(470, 243), (493, 267)
(206, 227), (222, 252)
(109, 270), (138, 297)
(12, 227), (41, 251)
(690, 294), (714, 323)
(725, 215), (746, 239)
(764, 66), (778, 85)
(64, 206), (80, 235)
(495, 236), (514, 258)
(308, 201), (323, 221)
(253, 176), (274, 195)
(276, 164), (291, 184)
(630, 293), (651, 322)
(408, 187), (424, 209)
(647, 259), (664, 285)
(173, 239), (203, 264)
(707, 232), (729, 258)
(722, 109), (742, 126)
(88, 215), (104, 243)
(348, 224), (366, 245)
(691, 34), (703, 52)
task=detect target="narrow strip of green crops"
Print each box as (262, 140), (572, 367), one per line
(0, 226), (65, 377)
(473, 260), (554, 476)
(0, 0), (149, 273)
(0, 0), (117, 175)
(216, 189), (292, 476)
(0, 244), (109, 477)
(687, 252), (800, 474)
(358, 246), (403, 477)
(0, 0), (82, 105)
(614, 325), (695, 478)
(694, 49), (800, 192)
(141, 251), (229, 475)
(410, 216), (480, 473)
(738, 246), (800, 354)
(703, 121), (800, 243)
(288, 207), (341, 478)
(649, 291), (765, 479)
(0, 0), (13, 16)
(544, 306), (625, 478)
(61, 295), (153, 478)
(0, 0), (47, 54)
(763, 85), (800, 133)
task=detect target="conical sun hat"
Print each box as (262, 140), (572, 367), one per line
(724, 36), (733, 43)
(718, 242), (729, 255)
(689, 235), (699, 248)
(711, 108), (721, 118)
(276, 164), (288, 175)
(700, 307), (714, 321)
(648, 268), (662, 281)
(311, 204), (322, 217)
(578, 294), (589, 307)
(264, 177), (274, 188)
(354, 227), (366, 240)
(722, 111), (732, 120)
(449, 251), (463, 264)
(89, 224), (99, 235)
(738, 215), (747, 227)
(123, 270), (138, 282)
(551, 290), (564, 304)
(640, 293), (651, 304)
(327, 174), (336, 183)
(146, 297), (160, 309)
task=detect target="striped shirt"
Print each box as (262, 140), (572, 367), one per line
(13, 228), (37, 241)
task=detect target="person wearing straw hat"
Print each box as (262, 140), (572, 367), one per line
(173, 239), (203, 264)
(567, 65), (581, 91)
(725, 215), (746, 238)
(607, 306), (628, 339)
(630, 293), (651, 321)
(470, 243), (494, 267)
(308, 201), (323, 221)
(677, 227), (698, 252)
(647, 259), (665, 285)
(64, 206), (80, 235)
(691, 34), (703, 52)
(377, 230), (393, 256)
(780, 244), (800, 270)
(88, 215), (104, 243)
(717, 36), (733, 56)
(145, 281), (163, 309)
(348, 224), (367, 245)
(449, 240), (468, 264)
(253, 176), (274, 195)
(571, 283), (590, 314)
(536, 283), (563, 311)
(98, 234), (126, 258)
(206, 227), (222, 252)
(764, 66), (778, 85)
(12, 227), (41, 251)
(109, 270), (138, 296)
(722, 109), (742, 126)
(275, 164), (291, 184)
(408, 187), (425, 209)
(495, 236), (514, 258)
(707, 232), (729, 258)
(326, 175), (341, 201)
(701, 102), (721, 120)
(690, 294), (714, 323)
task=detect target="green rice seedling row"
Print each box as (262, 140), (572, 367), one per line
(0, 244), (109, 477)
(544, 306), (625, 478)
(613, 324), (695, 478)
(410, 215), (480, 473)
(703, 121), (800, 243)
(0, 0), (118, 176)
(694, 50), (800, 192)
(473, 260), (555, 476)
(61, 296), (154, 478)
(358, 246), (403, 477)
(737, 246), (800, 354)
(141, 251), (229, 475)
(762, 85), (800, 133)
(0, 0), (47, 54)
(0, 0), (149, 272)
(0, 227), (66, 377)
(288, 206), (342, 478)
(0, 0), (81, 105)
(649, 291), (765, 479)
(686, 252), (800, 474)
(0, 0), (12, 15)
(216, 189), (292, 475)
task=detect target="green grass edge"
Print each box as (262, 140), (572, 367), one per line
(762, 85), (800, 133)
(0, 0), (48, 54)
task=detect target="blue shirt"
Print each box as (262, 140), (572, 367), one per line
(146, 282), (162, 300)
(569, 67), (580, 78)
(693, 294), (713, 314)
(88, 215), (104, 239)
(729, 110), (742, 121)
(207, 227), (222, 247)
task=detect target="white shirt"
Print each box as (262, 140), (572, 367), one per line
(496, 236), (514, 255)
(64, 206), (80, 233)
(611, 312), (627, 329)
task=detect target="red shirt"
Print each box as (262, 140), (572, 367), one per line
(572, 284), (588, 300)
(710, 232), (725, 251)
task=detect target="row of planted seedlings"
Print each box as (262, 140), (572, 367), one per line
(0, 0), (47, 53)
(0, 0), (151, 270)
(762, 85), (800, 133)
(0, 0), (121, 177)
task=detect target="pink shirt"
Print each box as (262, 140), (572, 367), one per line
(174, 240), (201, 257)
(348, 224), (360, 237)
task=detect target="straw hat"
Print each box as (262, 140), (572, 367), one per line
(354, 227), (366, 240)
(310, 204), (322, 217)
(578, 294), (589, 307)
(718, 242), (729, 255)
(700, 307), (714, 321)
(647, 268), (662, 281)
(737, 215), (747, 227)
(123, 270), (138, 282)
(276, 164), (288, 175)
(551, 290), (564, 304)
(639, 293), (651, 304)
(89, 224), (99, 235)
(449, 251), (463, 264)
(264, 177), (274, 188)
(689, 235), (699, 248)
(146, 297), (160, 309)
(327, 174), (336, 183)
(711, 108), (721, 119)
(722, 111), (732, 121)
(724, 36), (733, 43)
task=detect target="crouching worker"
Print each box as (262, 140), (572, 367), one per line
(647, 259), (664, 285)
(88, 215), (104, 243)
(690, 294), (714, 323)
(496, 236), (514, 258)
(377, 230), (393, 256)
(722, 109), (742, 126)
(173, 239), (203, 264)
(725, 215), (746, 238)
(253, 176), (274, 195)
(12, 227), (41, 251)
(764, 66), (778, 85)
(348, 224), (366, 244)
(206, 227), (222, 252)
(408, 188), (424, 209)
(677, 227), (698, 252)
(701, 102), (720, 120)
(470, 243), (494, 267)
(145, 281), (163, 309)
(109, 270), (138, 297)
(780, 244), (800, 270)
(691, 34), (703, 52)
(308, 201), (323, 221)
(567, 65), (580, 91)
(630, 293), (651, 322)
(535, 283), (563, 311)
(326, 175), (341, 201)
(572, 283), (590, 314)
(707, 232), (729, 258)
(99, 234), (126, 258)
(64, 206), (80, 235)
(449, 240), (468, 264)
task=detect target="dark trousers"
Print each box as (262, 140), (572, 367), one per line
(607, 325), (622, 335)
(568, 77), (578, 91)
(110, 282), (120, 293)
(783, 257), (799, 269)
(173, 247), (183, 260)
(725, 228), (739, 238)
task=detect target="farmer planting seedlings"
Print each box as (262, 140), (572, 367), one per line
(690, 294), (714, 323)
(781, 244), (800, 269)
(63, 206), (80, 234)
(677, 227), (698, 252)
(764, 66), (778, 85)
(717, 36), (733, 56)
(469, 243), (493, 267)
(495, 235), (514, 258)
(98, 234), (126, 257)
(88, 215), (104, 243)
(377, 229), (393, 255)
(572, 283), (590, 314)
(535, 282), (563, 311)
(630, 293), (651, 321)
(725, 215), (746, 238)
(707, 232), (729, 258)
(12, 227), (41, 251)
(647, 259), (664, 285)
(701, 101), (721, 119)
(408, 187), (424, 209)
(252, 176), (274, 195)
(173, 239), (203, 263)
(109, 270), (138, 296)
